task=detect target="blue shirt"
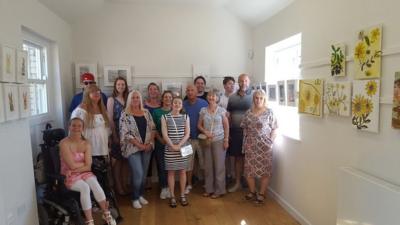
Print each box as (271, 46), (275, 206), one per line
(68, 91), (108, 113)
(183, 98), (208, 139)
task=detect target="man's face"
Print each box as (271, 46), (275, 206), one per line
(186, 85), (198, 100)
(224, 80), (235, 94)
(238, 75), (250, 91)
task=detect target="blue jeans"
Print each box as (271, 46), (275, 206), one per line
(154, 141), (167, 188)
(127, 150), (152, 200)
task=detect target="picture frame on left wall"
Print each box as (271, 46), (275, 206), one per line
(0, 45), (16, 82)
(18, 84), (30, 118)
(16, 50), (28, 84)
(75, 63), (97, 88)
(3, 83), (19, 121)
(103, 65), (132, 87)
(0, 83), (5, 123)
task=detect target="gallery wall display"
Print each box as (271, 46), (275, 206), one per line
(0, 45), (16, 82)
(162, 82), (182, 98)
(75, 63), (97, 88)
(16, 50), (28, 84)
(3, 83), (19, 121)
(330, 43), (346, 77)
(267, 84), (277, 102)
(352, 79), (380, 132)
(278, 80), (286, 105)
(286, 80), (297, 107)
(354, 25), (382, 79)
(103, 65), (131, 87)
(0, 83), (5, 123)
(18, 84), (30, 118)
(299, 79), (324, 117)
(392, 72), (400, 129)
(325, 81), (351, 117)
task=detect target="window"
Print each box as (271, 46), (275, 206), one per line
(23, 41), (48, 116)
(265, 33), (301, 140)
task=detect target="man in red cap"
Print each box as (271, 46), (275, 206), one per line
(68, 72), (108, 113)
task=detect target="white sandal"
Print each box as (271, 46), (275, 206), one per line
(85, 220), (94, 225)
(103, 211), (116, 225)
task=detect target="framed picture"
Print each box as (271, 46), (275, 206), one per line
(18, 84), (30, 118)
(3, 83), (19, 121)
(162, 82), (182, 98)
(267, 84), (277, 102)
(0, 45), (16, 82)
(103, 65), (132, 87)
(75, 63), (97, 88)
(0, 84), (5, 123)
(16, 50), (28, 83)
(299, 79), (324, 117)
(286, 80), (298, 106)
(278, 80), (286, 105)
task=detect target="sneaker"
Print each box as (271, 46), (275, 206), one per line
(160, 188), (169, 200)
(139, 196), (149, 205)
(228, 183), (241, 193)
(184, 185), (192, 195)
(165, 188), (171, 198)
(132, 200), (142, 209)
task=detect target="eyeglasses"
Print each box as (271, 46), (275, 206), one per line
(83, 81), (96, 85)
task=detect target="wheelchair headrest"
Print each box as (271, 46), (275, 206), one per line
(43, 128), (66, 146)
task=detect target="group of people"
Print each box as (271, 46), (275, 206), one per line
(60, 72), (278, 224)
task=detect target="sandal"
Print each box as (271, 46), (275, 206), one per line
(180, 195), (189, 206)
(202, 193), (211, 197)
(169, 197), (177, 208)
(210, 194), (222, 199)
(103, 211), (116, 225)
(85, 220), (94, 225)
(255, 193), (266, 204)
(245, 192), (256, 201)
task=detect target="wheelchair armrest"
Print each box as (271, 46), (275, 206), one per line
(46, 173), (65, 185)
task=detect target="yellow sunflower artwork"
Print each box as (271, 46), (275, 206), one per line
(354, 26), (382, 79)
(352, 80), (380, 132)
(299, 79), (324, 116)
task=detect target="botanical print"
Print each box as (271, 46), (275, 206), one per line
(1, 46), (16, 82)
(330, 43), (346, 77)
(354, 26), (382, 79)
(16, 50), (28, 83)
(299, 79), (324, 117)
(103, 65), (131, 87)
(278, 80), (285, 105)
(267, 84), (276, 102)
(0, 84), (4, 123)
(392, 72), (400, 129)
(325, 81), (351, 117)
(3, 84), (19, 121)
(18, 85), (30, 118)
(352, 80), (380, 132)
(286, 80), (297, 106)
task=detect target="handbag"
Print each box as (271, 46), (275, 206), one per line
(180, 144), (193, 157)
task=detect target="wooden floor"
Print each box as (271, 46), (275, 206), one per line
(96, 184), (300, 225)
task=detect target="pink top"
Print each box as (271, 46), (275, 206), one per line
(60, 150), (94, 188)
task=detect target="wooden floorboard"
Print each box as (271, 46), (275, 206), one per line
(94, 184), (300, 225)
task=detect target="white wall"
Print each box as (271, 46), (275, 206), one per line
(71, 3), (252, 93)
(0, 0), (72, 224)
(253, 0), (400, 224)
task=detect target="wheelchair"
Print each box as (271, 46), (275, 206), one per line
(38, 124), (123, 225)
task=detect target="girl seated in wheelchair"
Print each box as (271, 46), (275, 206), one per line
(60, 117), (116, 225)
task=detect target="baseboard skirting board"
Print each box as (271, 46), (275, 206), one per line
(268, 187), (313, 225)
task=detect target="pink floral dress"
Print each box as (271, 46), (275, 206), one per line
(240, 108), (278, 178)
(60, 151), (94, 188)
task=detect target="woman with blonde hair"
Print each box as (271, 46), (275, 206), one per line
(119, 90), (155, 209)
(240, 90), (278, 204)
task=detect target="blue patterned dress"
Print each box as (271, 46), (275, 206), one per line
(110, 98), (125, 160)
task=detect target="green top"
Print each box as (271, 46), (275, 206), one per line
(152, 107), (171, 133)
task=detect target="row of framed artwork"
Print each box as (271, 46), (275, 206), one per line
(0, 83), (30, 123)
(0, 45), (28, 84)
(75, 63), (132, 88)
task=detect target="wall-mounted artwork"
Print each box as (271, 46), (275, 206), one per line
(392, 72), (400, 129)
(16, 50), (28, 84)
(330, 43), (346, 77)
(3, 83), (19, 121)
(299, 79), (324, 117)
(18, 84), (30, 118)
(286, 80), (297, 107)
(0, 45), (16, 82)
(267, 84), (276, 102)
(354, 25), (382, 79)
(162, 82), (182, 98)
(75, 63), (97, 88)
(278, 80), (285, 105)
(0, 84), (5, 123)
(103, 65), (132, 87)
(352, 80), (380, 132)
(325, 81), (351, 117)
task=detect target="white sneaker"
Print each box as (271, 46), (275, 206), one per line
(132, 200), (142, 209)
(165, 188), (171, 198)
(139, 196), (149, 205)
(160, 188), (169, 199)
(184, 185), (192, 195)
(228, 183), (241, 193)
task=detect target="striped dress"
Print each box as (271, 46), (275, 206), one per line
(164, 113), (190, 170)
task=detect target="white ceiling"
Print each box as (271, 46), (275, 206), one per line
(38, 0), (294, 26)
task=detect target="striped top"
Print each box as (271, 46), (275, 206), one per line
(163, 113), (188, 145)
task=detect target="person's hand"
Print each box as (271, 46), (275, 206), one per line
(204, 131), (213, 139)
(171, 144), (180, 151)
(223, 140), (229, 150)
(144, 143), (152, 152)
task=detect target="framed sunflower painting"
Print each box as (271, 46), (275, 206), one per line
(299, 79), (324, 117)
(392, 72), (400, 129)
(354, 25), (382, 79)
(352, 79), (380, 132)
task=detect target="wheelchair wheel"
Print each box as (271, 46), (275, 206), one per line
(37, 203), (49, 225)
(66, 199), (85, 225)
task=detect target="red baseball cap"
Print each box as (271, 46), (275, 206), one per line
(81, 72), (95, 83)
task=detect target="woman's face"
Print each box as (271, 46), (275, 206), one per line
(254, 94), (265, 108)
(69, 119), (84, 134)
(115, 80), (126, 94)
(89, 89), (101, 102)
(172, 98), (182, 111)
(148, 85), (160, 98)
(195, 79), (205, 93)
(130, 92), (141, 107)
(207, 93), (217, 104)
(162, 93), (173, 106)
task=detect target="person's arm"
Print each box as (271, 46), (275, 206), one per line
(161, 116), (176, 150)
(197, 110), (212, 138)
(106, 97), (118, 141)
(177, 115), (190, 148)
(222, 113), (230, 150)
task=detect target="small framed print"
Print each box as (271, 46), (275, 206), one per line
(268, 84), (277, 102)
(0, 84), (5, 123)
(75, 63), (97, 88)
(0, 45), (16, 82)
(103, 65), (132, 87)
(278, 80), (286, 105)
(286, 80), (298, 107)
(18, 84), (30, 118)
(16, 50), (28, 83)
(3, 83), (19, 121)
(162, 82), (182, 98)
